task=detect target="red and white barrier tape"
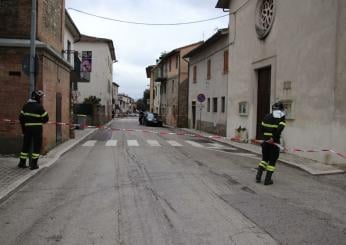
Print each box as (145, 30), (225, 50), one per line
(2, 118), (345, 159)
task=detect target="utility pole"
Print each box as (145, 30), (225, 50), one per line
(29, 0), (37, 97)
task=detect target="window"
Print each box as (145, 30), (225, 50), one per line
(223, 50), (229, 74)
(282, 100), (294, 119)
(213, 97), (218, 112)
(176, 55), (179, 69)
(67, 40), (71, 62)
(169, 58), (171, 72)
(207, 59), (211, 80)
(172, 80), (174, 93)
(193, 66), (197, 84)
(239, 101), (248, 116)
(221, 96), (225, 113)
(207, 98), (210, 112)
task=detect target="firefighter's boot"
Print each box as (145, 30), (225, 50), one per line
(17, 159), (27, 168)
(264, 171), (274, 185)
(256, 166), (265, 183)
(29, 158), (39, 170)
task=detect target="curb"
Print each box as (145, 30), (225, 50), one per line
(179, 128), (344, 176)
(0, 120), (112, 203)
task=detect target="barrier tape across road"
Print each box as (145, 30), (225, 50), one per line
(1, 118), (346, 159)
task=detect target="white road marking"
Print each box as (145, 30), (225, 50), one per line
(147, 140), (161, 146)
(232, 153), (257, 157)
(82, 140), (97, 147)
(185, 140), (204, 148)
(207, 143), (237, 150)
(166, 140), (183, 147)
(127, 140), (139, 146)
(105, 140), (118, 146)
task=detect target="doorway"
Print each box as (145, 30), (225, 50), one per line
(192, 101), (196, 129)
(256, 66), (271, 139)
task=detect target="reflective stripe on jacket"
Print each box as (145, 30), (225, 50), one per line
(261, 113), (286, 143)
(19, 100), (49, 128)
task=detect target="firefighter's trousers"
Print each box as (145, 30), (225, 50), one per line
(19, 126), (43, 162)
(259, 141), (280, 172)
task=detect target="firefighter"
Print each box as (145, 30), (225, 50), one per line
(256, 101), (286, 185)
(18, 90), (49, 170)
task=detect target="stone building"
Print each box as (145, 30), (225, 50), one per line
(216, 0), (346, 163)
(0, 0), (72, 154)
(184, 28), (229, 136)
(152, 42), (202, 128)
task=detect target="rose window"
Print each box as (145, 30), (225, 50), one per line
(255, 0), (276, 39)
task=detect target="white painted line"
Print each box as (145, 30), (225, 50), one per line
(207, 143), (236, 150)
(147, 140), (161, 146)
(105, 140), (118, 146)
(167, 140), (183, 147)
(82, 140), (97, 147)
(127, 140), (139, 146)
(232, 153), (257, 157)
(185, 140), (204, 148)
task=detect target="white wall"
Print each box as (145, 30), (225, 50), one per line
(63, 29), (75, 67)
(75, 42), (113, 117)
(188, 35), (228, 134)
(227, 0), (345, 163)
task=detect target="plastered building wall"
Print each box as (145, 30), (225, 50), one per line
(226, 0), (345, 163)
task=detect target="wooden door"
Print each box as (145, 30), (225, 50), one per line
(256, 67), (271, 139)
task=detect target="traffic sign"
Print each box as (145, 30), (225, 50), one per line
(197, 93), (206, 103)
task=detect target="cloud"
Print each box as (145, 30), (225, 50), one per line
(66, 0), (228, 100)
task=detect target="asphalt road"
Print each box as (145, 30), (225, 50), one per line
(0, 118), (345, 245)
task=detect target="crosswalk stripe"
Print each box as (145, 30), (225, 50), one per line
(232, 153), (257, 157)
(127, 140), (139, 146)
(166, 140), (183, 147)
(185, 140), (204, 148)
(207, 143), (236, 150)
(82, 140), (97, 147)
(147, 140), (160, 146)
(105, 140), (118, 146)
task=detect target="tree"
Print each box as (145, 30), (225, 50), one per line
(83, 96), (101, 105)
(136, 89), (150, 111)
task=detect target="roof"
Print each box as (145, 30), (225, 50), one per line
(215, 0), (231, 9)
(146, 65), (155, 78)
(79, 34), (117, 62)
(157, 41), (203, 65)
(65, 9), (81, 42)
(183, 28), (228, 58)
(113, 82), (119, 87)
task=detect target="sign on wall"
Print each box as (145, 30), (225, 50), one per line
(80, 51), (92, 81)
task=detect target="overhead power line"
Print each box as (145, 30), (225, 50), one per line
(68, 8), (229, 26)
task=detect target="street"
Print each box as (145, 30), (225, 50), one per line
(0, 118), (345, 245)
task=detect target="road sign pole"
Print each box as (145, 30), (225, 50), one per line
(199, 102), (202, 132)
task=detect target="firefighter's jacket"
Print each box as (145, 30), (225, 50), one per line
(19, 99), (49, 132)
(261, 110), (286, 143)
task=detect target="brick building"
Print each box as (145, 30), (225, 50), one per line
(0, 0), (72, 154)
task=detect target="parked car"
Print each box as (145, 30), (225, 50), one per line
(141, 112), (163, 127)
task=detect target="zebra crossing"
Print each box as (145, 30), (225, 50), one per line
(81, 138), (259, 157)
(82, 139), (200, 148)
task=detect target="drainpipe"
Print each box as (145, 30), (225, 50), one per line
(29, 0), (37, 96)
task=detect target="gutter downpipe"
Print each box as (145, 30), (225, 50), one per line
(29, 0), (37, 96)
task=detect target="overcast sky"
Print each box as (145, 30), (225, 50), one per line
(65, 0), (228, 100)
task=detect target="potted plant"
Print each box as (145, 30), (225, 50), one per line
(235, 126), (248, 143)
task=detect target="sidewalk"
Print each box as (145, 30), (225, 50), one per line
(0, 127), (98, 203)
(181, 128), (345, 176)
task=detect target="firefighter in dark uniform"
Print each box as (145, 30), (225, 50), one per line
(256, 101), (286, 185)
(18, 90), (49, 170)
